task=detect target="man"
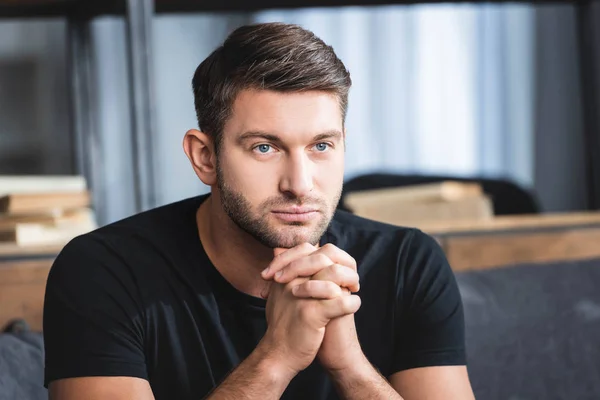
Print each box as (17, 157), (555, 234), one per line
(44, 22), (474, 399)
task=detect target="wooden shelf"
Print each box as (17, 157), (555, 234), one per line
(0, 258), (54, 332)
(422, 211), (600, 271)
(0, 242), (64, 259)
(422, 211), (600, 236)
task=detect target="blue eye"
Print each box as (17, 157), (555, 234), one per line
(315, 143), (329, 152)
(256, 144), (271, 153)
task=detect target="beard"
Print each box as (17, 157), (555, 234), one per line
(216, 163), (341, 249)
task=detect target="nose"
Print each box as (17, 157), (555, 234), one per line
(279, 151), (314, 198)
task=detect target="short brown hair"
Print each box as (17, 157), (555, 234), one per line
(192, 22), (352, 152)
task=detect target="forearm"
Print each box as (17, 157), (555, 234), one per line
(329, 355), (403, 400)
(206, 343), (296, 400)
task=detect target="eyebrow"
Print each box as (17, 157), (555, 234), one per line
(237, 130), (343, 145)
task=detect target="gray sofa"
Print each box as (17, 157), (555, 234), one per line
(2, 257), (599, 399)
(459, 257), (600, 399)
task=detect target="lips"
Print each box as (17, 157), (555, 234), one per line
(271, 208), (319, 222)
(272, 207), (318, 214)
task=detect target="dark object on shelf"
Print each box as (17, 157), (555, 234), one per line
(340, 173), (540, 215)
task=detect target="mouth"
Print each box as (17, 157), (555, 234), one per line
(271, 208), (320, 223)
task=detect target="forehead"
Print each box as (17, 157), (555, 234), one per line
(223, 89), (343, 142)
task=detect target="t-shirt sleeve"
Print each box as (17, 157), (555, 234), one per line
(43, 235), (148, 387)
(390, 229), (467, 373)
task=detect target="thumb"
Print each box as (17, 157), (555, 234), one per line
(273, 247), (287, 257)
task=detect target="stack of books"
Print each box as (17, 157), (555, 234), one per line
(344, 181), (493, 227)
(0, 175), (97, 248)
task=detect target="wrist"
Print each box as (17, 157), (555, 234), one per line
(327, 352), (373, 383)
(253, 337), (299, 387)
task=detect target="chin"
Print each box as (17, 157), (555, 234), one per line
(270, 225), (322, 248)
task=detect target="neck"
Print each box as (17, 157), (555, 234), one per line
(196, 193), (273, 298)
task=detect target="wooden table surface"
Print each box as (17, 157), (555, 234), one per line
(424, 212), (600, 271)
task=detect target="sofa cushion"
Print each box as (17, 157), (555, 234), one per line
(0, 331), (46, 400)
(457, 257), (600, 400)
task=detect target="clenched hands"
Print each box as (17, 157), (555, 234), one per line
(260, 243), (366, 374)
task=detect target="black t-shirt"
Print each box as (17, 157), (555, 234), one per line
(43, 194), (466, 399)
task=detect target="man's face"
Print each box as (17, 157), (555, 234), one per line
(216, 89), (345, 249)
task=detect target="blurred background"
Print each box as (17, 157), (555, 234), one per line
(1, 2), (598, 225)
(1, 1), (600, 399)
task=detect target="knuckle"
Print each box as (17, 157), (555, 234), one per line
(326, 282), (342, 296)
(319, 280), (334, 291)
(300, 242), (315, 251)
(321, 243), (336, 251)
(349, 257), (357, 270)
(315, 253), (332, 266)
(311, 281), (336, 297)
(301, 281), (315, 293)
(324, 280), (338, 289)
(286, 279), (301, 292)
(340, 297), (355, 313)
(331, 263), (344, 274)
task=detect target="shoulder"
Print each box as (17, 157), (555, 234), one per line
(93, 195), (204, 241)
(50, 195), (205, 280)
(328, 210), (450, 286)
(328, 209), (440, 258)
(66, 195), (203, 253)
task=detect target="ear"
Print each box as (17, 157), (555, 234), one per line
(183, 129), (217, 186)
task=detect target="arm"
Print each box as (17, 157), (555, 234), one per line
(264, 235), (475, 399)
(204, 340), (295, 400)
(205, 273), (361, 399)
(44, 237), (151, 400)
(389, 366), (474, 400)
(206, 246), (362, 400)
(264, 244), (402, 399)
(48, 329), (296, 400)
(328, 355), (403, 400)
(327, 229), (474, 400)
(49, 377), (154, 400)
(48, 346), (293, 400)
(388, 230), (475, 399)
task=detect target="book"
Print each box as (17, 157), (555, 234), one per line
(349, 195), (494, 227)
(0, 242), (65, 259)
(0, 191), (91, 215)
(0, 208), (94, 231)
(0, 209), (97, 247)
(0, 175), (86, 196)
(344, 181), (483, 211)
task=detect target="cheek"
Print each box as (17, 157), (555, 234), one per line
(224, 155), (278, 200)
(315, 156), (345, 192)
